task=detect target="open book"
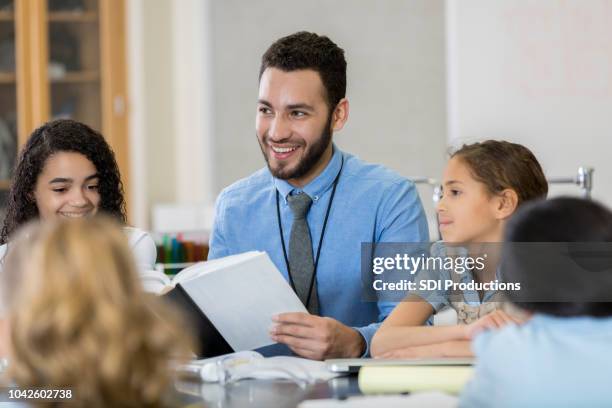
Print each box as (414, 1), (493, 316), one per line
(159, 251), (308, 357)
(144, 251), (271, 292)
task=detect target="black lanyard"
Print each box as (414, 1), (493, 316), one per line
(275, 156), (344, 310)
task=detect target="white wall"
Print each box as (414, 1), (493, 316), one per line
(129, 0), (213, 229)
(447, 0), (612, 205)
(172, 0), (215, 206)
(127, 0), (177, 228)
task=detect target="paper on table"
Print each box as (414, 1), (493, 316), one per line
(180, 252), (308, 351)
(177, 352), (342, 383)
(298, 392), (458, 408)
(249, 356), (342, 382)
(358, 366), (473, 394)
(175, 351), (263, 382)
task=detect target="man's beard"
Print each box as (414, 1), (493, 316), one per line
(258, 114), (333, 181)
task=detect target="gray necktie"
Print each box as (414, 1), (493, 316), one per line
(287, 193), (319, 315)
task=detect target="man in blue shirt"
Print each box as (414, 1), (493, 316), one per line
(209, 31), (429, 359)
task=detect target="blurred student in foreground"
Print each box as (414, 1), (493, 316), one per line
(460, 197), (612, 407)
(0, 218), (192, 407)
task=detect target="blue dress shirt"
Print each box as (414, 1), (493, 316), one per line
(460, 314), (612, 407)
(209, 145), (429, 356)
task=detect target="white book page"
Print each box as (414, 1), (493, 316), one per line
(140, 269), (172, 294)
(171, 251), (264, 286)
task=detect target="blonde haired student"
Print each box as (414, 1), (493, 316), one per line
(0, 218), (192, 407)
(371, 140), (548, 358)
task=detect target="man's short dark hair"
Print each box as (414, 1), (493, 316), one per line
(259, 31), (347, 110)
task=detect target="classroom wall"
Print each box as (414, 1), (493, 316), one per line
(446, 0), (612, 205)
(136, 0), (176, 222)
(129, 0), (612, 230)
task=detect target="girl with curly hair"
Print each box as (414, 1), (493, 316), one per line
(0, 119), (159, 285)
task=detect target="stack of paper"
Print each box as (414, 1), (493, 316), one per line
(176, 351), (342, 383)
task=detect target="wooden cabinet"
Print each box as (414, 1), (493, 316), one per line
(0, 0), (129, 219)
(0, 0), (17, 220)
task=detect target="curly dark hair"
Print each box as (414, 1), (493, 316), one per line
(0, 119), (126, 244)
(259, 31), (347, 110)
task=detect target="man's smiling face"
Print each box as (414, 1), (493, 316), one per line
(256, 68), (334, 187)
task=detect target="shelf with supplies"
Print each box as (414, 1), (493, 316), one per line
(47, 11), (98, 23)
(0, 0), (15, 208)
(0, 72), (15, 83)
(49, 70), (100, 83)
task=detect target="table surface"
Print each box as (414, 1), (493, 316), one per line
(0, 374), (361, 407)
(174, 374), (362, 408)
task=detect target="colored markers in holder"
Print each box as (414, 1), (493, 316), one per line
(155, 233), (209, 275)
